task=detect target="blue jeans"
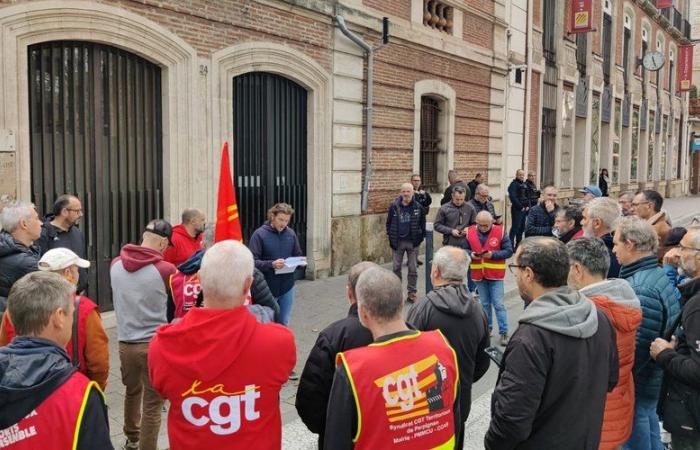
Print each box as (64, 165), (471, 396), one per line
(276, 287), (295, 326)
(624, 396), (664, 450)
(476, 279), (508, 335)
(466, 269), (477, 292)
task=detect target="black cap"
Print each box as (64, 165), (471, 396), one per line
(145, 219), (173, 245)
(664, 227), (687, 247)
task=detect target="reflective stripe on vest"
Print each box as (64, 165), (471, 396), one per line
(336, 330), (458, 450)
(0, 372), (100, 449)
(466, 224), (506, 281)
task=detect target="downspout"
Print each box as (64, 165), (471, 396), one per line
(523, 0), (534, 172)
(336, 15), (373, 213)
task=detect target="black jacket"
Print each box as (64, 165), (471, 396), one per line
(36, 215), (88, 293)
(524, 180), (539, 207)
(524, 202), (560, 237)
(601, 233), (621, 278)
(434, 201), (477, 248)
(485, 287), (619, 450)
(0, 337), (113, 449)
(295, 304), (373, 449)
(406, 284), (490, 423)
(469, 198), (500, 221)
(441, 181), (470, 205)
(323, 330), (460, 450)
(413, 189), (432, 213)
(508, 179), (527, 211)
(0, 231), (39, 301)
(599, 175), (609, 197)
(385, 196), (426, 250)
(467, 179), (480, 199)
(657, 277), (700, 389)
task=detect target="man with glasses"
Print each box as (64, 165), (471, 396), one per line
(36, 194), (88, 294)
(465, 211), (512, 345)
(618, 191), (635, 216)
(434, 185), (477, 291)
(632, 190), (671, 260)
(410, 174), (432, 213)
(486, 237), (618, 449)
(469, 184), (502, 224)
(651, 226), (700, 449)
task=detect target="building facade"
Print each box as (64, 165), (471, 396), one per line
(524, 0), (693, 200)
(0, 0), (509, 308)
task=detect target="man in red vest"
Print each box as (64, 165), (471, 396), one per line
(324, 266), (460, 450)
(0, 271), (112, 449)
(149, 240), (296, 450)
(465, 211), (513, 346)
(0, 248), (109, 390)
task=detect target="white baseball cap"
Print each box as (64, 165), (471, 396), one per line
(38, 248), (90, 271)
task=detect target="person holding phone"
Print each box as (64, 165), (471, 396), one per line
(434, 185), (477, 290)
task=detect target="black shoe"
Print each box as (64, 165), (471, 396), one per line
(289, 370), (299, 381)
(417, 258), (424, 266)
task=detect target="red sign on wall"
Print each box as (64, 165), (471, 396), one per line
(655, 0), (673, 9)
(678, 44), (694, 92)
(570, 0), (593, 33)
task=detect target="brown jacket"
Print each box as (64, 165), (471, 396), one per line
(648, 211), (671, 260)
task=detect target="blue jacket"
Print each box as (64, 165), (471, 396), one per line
(464, 226), (513, 261)
(620, 255), (682, 401)
(385, 197), (426, 250)
(524, 203), (560, 237)
(249, 223), (303, 298)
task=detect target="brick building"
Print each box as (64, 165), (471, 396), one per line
(0, 0), (509, 308)
(526, 0), (693, 201)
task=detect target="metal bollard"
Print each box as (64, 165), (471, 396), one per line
(425, 222), (433, 294)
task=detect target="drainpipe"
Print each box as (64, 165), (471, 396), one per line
(335, 15), (375, 213)
(523, 0), (534, 173)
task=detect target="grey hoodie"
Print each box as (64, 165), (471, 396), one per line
(580, 278), (641, 310)
(520, 286), (599, 338)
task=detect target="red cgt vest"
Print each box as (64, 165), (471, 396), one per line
(466, 224), (507, 281)
(3, 295), (97, 374)
(170, 272), (252, 319)
(336, 330), (458, 450)
(0, 372), (100, 449)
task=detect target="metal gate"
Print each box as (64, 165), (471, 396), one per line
(420, 96), (440, 192)
(232, 72), (308, 252)
(29, 41), (163, 310)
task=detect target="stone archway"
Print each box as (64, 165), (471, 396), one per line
(211, 42), (332, 277)
(0, 1), (199, 217)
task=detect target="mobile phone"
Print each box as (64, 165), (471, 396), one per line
(484, 346), (504, 367)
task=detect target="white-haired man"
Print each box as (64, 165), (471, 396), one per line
(386, 182), (426, 303)
(582, 197), (622, 277)
(149, 240), (295, 450)
(0, 201), (42, 314)
(614, 217), (681, 449)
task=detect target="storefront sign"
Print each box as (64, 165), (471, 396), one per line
(678, 44), (694, 92)
(570, 0), (593, 33)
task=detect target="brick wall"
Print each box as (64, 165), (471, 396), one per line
(528, 71), (540, 175)
(592, 0), (602, 56)
(367, 38), (492, 213)
(363, 0), (411, 21)
(533, 0), (541, 28)
(463, 11), (493, 48)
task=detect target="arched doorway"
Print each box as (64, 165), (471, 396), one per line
(28, 41), (163, 310)
(232, 72), (308, 252)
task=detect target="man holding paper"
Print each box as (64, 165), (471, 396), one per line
(249, 203), (304, 333)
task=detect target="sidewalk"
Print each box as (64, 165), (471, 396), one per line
(104, 194), (698, 449)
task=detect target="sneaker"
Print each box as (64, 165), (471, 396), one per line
(499, 334), (509, 347)
(289, 370), (299, 381)
(122, 440), (139, 450)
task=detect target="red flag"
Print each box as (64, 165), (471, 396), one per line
(569, 0), (593, 33)
(678, 44), (694, 92)
(215, 142), (243, 242)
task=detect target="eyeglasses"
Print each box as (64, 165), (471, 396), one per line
(678, 245), (700, 253)
(631, 201), (650, 207)
(507, 264), (526, 274)
(66, 208), (83, 213)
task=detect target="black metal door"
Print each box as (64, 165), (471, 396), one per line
(233, 72), (308, 252)
(28, 41), (163, 310)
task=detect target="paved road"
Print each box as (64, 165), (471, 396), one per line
(104, 195), (699, 449)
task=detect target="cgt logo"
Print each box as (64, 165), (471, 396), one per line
(180, 380), (260, 435)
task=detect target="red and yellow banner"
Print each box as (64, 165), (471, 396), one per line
(655, 0), (673, 9)
(215, 141), (243, 243)
(678, 44), (694, 92)
(570, 0), (593, 33)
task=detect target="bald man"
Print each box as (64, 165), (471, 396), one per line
(164, 208), (206, 266)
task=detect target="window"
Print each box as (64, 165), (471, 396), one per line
(631, 108), (639, 181)
(668, 49), (674, 93)
(622, 15), (632, 91)
(420, 96), (441, 191)
(613, 99), (622, 183)
(423, 1), (453, 34)
(660, 115), (668, 178)
(602, 12), (612, 84)
(656, 37), (664, 88)
(543, 0), (556, 65)
(648, 115), (654, 180)
(590, 95), (600, 184)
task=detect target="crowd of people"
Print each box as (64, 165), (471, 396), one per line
(0, 173), (699, 450)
